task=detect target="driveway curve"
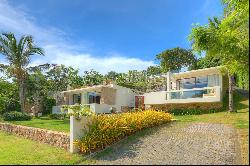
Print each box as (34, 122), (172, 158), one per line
(91, 122), (241, 165)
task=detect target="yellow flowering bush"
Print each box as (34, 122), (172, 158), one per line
(76, 109), (172, 154)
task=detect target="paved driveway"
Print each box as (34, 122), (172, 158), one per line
(91, 122), (241, 165)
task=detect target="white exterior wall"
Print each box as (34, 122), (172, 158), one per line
(144, 86), (221, 105)
(90, 103), (112, 114)
(144, 91), (167, 105)
(113, 85), (137, 112)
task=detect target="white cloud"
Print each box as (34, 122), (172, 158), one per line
(0, 0), (155, 74)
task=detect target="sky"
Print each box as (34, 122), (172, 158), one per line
(0, 0), (223, 74)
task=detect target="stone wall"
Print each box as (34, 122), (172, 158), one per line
(101, 87), (116, 105)
(0, 123), (69, 150)
(150, 102), (223, 111)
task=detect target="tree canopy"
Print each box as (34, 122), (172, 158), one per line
(156, 47), (197, 72)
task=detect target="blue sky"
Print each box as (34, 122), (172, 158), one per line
(0, 0), (223, 74)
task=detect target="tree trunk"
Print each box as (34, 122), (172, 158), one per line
(228, 73), (234, 112)
(19, 79), (25, 113)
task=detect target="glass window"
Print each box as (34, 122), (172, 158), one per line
(208, 74), (220, 87)
(73, 94), (81, 104)
(88, 93), (101, 104)
(177, 77), (196, 90)
(196, 76), (208, 88)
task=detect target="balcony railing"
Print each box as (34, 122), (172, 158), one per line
(166, 86), (220, 100)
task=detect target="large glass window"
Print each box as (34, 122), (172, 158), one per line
(177, 77), (196, 90)
(176, 75), (219, 90)
(88, 93), (101, 104)
(196, 76), (208, 88)
(73, 94), (81, 104)
(208, 74), (220, 87)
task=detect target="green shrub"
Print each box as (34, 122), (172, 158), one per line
(42, 97), (56, 115)
(76, 110), (172, 154)
(3, 111), (31, 121)
(48, 113), (66, 120)
(168, 108), (223, 115)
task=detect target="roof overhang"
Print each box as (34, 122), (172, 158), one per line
(172, 66), (223, 79)
(61, 84), (115, 94)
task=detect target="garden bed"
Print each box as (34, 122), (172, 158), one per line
(76, 110), (172, 154)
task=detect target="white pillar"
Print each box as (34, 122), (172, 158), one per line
(70, 116), (92, 153)
(166, 71), (172, 100)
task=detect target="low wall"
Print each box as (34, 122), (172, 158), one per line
(0, 123), (70, 150)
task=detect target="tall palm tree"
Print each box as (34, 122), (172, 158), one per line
(0, 33), (44, 112)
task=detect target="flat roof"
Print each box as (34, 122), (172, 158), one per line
(172, 66), (223, 79)
(61, 84), (114, 94)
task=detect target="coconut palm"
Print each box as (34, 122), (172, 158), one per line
(0, 33), (44, 112)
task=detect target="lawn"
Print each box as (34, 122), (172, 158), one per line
(0, 131), (90, 165)
(174, 92), (249, 165)
(9, 117), (70, 133)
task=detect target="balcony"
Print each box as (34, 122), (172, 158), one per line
(144, 86), (221, 105)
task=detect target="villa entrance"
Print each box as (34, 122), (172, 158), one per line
(135, 95), (145, 110)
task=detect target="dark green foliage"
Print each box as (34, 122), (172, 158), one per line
(82, 69), (104, 86)
(168, 108), (223, 116)
(188, 55), (222, 71)
(3, 111), (31, 121)
(0, 79), (20, 114)
(42, 97), (56, 115)
(48, 113), (66, 120)
(156, 47), (197, 72)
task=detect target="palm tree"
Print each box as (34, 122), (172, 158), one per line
(0, 33), (44, 112)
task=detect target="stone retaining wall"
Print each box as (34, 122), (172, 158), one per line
(0, 123), (70, 150)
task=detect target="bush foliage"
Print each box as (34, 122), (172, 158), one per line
(76, 110), (172, 154)
(3, 111), (31, 121)
(42, 97), (56, 115)
(168, 108), (223, 116)
(48, 113), (66, 120)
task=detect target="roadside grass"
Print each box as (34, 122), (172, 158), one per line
(0, 131), (88, 165)
(8, 117), (70, 133)
(174, 92), (249, 165)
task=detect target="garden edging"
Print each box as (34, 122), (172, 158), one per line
(0, 122), (69, 149)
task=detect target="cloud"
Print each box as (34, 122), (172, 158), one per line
(0, 0), (155, 74)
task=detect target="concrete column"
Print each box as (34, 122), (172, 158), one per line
(70, 116), (92, 153)
(166, 71), (172, 100)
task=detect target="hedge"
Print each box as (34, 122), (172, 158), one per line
(3, 111), (31, 121)
(76, 110), (172, 154)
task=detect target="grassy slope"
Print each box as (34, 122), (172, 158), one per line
(174, 92), (249, 165)
(10, 117), (70, 133)
(0, 131), (89, 165)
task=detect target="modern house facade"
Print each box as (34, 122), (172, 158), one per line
(53, 66), (227, 114)
(52, 84), (137, 114)
(143, 66), (227, 110)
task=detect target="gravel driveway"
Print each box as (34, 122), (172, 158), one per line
(90, 122), (241, 165)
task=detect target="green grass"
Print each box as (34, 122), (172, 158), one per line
(174, 93), (249, 129)
(174, 92), (249, 165)
(9, 117), (70, 133)
(0, 131), (89, 165)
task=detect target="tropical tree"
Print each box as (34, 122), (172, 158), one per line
(0, 78), (20, 114)
(146, 65), (163, 76)
(46, 64), (83, 91)
(0, 33), (44, 112)
(189, 0), (249, 112)
(82, 69), (104, 86)
(188, 55), (222, 70)
(156, 47), (197, 72)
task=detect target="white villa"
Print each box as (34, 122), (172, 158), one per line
(52, 66), (227, 114)
(52, 84), (137, 114)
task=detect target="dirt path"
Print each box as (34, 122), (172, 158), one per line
(90, 122), (241, 165)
